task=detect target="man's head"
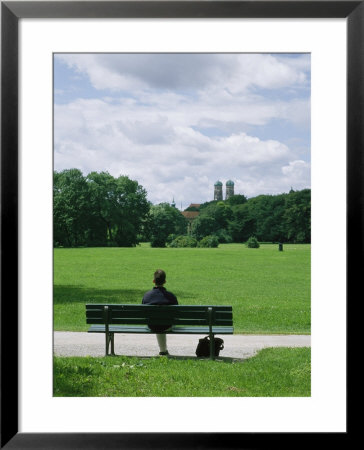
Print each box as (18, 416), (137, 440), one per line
(153, 269), (166, 286)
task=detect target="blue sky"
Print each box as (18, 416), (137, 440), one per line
(53, 53), (310, 206)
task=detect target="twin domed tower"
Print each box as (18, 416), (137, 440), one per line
(214, 180), (234, 201)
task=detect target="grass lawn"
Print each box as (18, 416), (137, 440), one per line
(53, 347), (311, 397)
(54, 243), (310, 334)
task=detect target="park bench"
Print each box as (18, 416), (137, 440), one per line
(86, 304), (233, 360)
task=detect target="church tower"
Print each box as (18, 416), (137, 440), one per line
(225, 180), (234, 200)
(214, 181), (223, 201)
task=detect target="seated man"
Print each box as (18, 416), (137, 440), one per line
(142, 269), (178, 356)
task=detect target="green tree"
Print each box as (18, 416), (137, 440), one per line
(53, 169), (92, 247)
(229, 203), (257, 242)
(190, 215), (217, 241)
(86, 171), (119, 244)
(191, 201), (233, 242)
(225, 194), (248, 206)
(250, 194), (286, 242)
(149, 203), (187, 247)
(86, 171), (149, 247)
(113, 176), (149, 246)
(283, 189), (311, 243)
(229, 189), (311, 243)
(54, 169), (149, 247)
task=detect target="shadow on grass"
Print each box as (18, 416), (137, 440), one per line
(132, 355), (245, 364)
(54, 285), (209, 310)
(54, 285), (146, 305)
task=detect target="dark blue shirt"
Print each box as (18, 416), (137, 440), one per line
(142, 286), (178, 305)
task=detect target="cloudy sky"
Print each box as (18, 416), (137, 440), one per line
(54, 53), (310, 207)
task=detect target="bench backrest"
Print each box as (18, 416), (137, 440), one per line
(86, 304), (233, 327)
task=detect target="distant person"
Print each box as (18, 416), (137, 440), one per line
(142, 269), (178, 356)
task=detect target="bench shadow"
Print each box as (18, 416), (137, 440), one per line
(54, 284), (200, 305)
(54, 285), (147, 305)
(134, 355), (245, 364)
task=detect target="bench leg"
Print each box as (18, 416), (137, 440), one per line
(105, 333), (115, 356)
(110, 333), (115, 356)
(105, 332), (109, 356)
(105, 332), (115, 356)
(207, 307), (215, 360)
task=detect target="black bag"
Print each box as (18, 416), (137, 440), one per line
(195, 336), (224, 357)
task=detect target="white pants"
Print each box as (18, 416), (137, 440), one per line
(156, 334), (167, 352)
(155, 326), (173, 352)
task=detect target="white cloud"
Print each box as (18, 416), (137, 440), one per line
(54, 99), (296, 203)
(281, 160), (311, 189)
(56, 53), (310, 94)
(54, 53), (310, 203)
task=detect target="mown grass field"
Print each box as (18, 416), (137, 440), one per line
(54, 243), (310, 334)
(54, 347), (311, 397)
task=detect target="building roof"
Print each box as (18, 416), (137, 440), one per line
(214, 180), (223, 186)
(181, 211), (200, 219)
(188, 203), (201, 208)
(226, 179), (234, 186)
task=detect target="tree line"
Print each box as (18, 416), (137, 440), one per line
(188, 189), (311, 245)
(54, 169), (310, 248)
(54, 169), (149, 247)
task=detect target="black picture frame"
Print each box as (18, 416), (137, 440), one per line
(1, 1), (358, 448)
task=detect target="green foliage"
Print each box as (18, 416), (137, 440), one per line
(53, 169), (93, 247)
(231, 190), (311, 244)
(191, 201), (233, 241)
(197, 235), (219, 248)
(191, 215), (217, 240)
(166, 233), (178, 246)
(168, 235), (198, 248)
(213, 229), (233, 243)
(53, 170), (149, 247)
(246, 236), (260, 248)
(150, 236), (165, 248)
(168, 234), (221, 248)
(54, 347), (311, 397)
(149, 203), (187, 247)
(283, 189), (311, 243)
(54, 244), (311, 334)
(199, 200), (217, 210)
(225, 194), (248, 206)
(54, 173), (310, 248)
(189, 189), (310, 244)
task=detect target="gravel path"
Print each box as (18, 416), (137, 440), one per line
(54, 332), (311, 360)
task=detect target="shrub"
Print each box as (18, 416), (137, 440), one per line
(169, 235), (198, 248)
(150, 236), (166, 248)
(166, 234), (178, 245)
(246, 236), (260, 248)
(198, 235), (219, 248)
(214, 229), (233, 243)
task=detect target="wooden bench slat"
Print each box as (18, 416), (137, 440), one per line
(87, 318), (203, 325)
(86, 304), (232, 311)
(110, 310), (212, 319)
(86, 311), (215, 320)
(87, 317), (233, 326)
(88, 324), (234, 334)
(88, 325), (151, 333)
(170, 326), (234, 334)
